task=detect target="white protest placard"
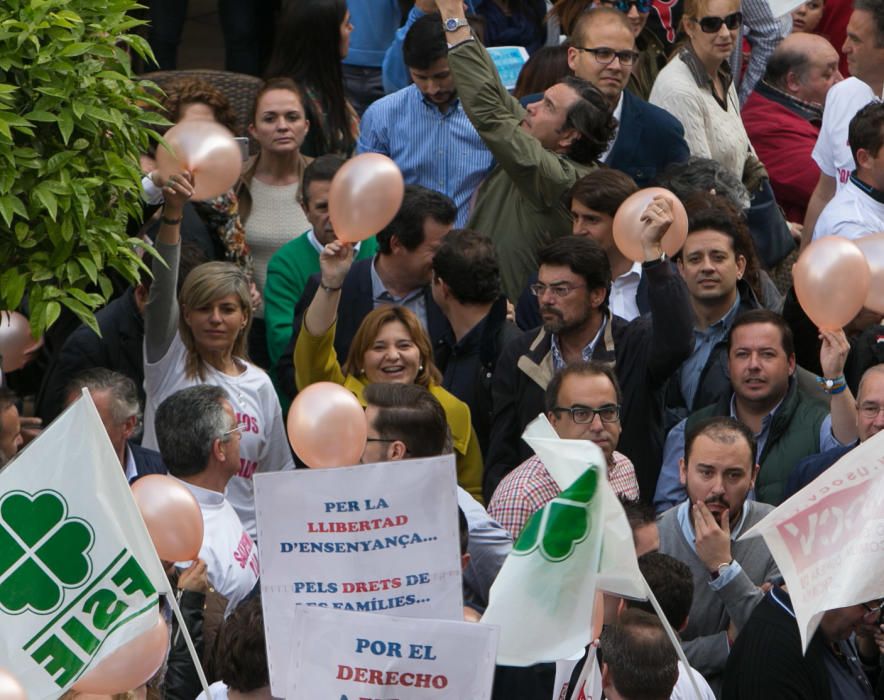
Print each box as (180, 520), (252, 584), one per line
(254, 456), (464, 695)
(286, 606), (498, 699)
(741, 429), (884, 650)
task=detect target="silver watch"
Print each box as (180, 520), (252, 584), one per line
(443, 17), (469, 31)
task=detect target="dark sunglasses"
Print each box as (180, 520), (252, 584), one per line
(602, 0), (653, 13)
(694, 11), (743, 32)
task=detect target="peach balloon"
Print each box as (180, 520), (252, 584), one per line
(131, 475), (204, 561)
(287, 382), (367, 468)
(155, 120), (242, 200)
(0, 311), (40, 373)
(328, 153), (404, 243)
(854, 233), (884, 314)
(793, 237), (870, 330)
(0, 669), (27, 700)
(72, 614), (169, 694)
(612, 188), (688, 262)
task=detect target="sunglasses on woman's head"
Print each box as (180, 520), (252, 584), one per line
(602, 0), (653, 13)
(694, 11), (743, 32)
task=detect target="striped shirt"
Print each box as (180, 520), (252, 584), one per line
(356, 84), (494, 227)
(488, 451), (639, 540)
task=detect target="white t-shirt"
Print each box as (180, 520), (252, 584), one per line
(812, 77), (878, 190)
(610, 262), (643, 322)
(142, 333), (295, 538)
(670, 660), (716, 699)
(179, 480), (259, 615)
(196, 681), (229, 700)
(813, 178), (884, 241)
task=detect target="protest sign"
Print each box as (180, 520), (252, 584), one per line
(0, 393), (170, 699)
(254, 456), (464, 695)
(286, 606), (498, 699)
(741, 429), (884, 650)
(488, 46), (529, 90)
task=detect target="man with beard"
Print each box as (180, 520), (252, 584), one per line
(484, 203), (693, 503)
(658, 415), (779, 695)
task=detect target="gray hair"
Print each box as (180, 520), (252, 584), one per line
(155, 385), (232, 477)
(654, 157), (751, 210)
(66, 368), (141, 425)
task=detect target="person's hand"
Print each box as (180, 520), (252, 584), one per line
(874, 624), (884, 655)
(177, 558), (209, 594)
(19, 416), (42, 446)
(727, 619), (738, 645)
(692, 501), (732, 574)
(435, 0), (466, 18)
(162, 171), (194, 216)
(638, 195), (674, 260)
(506, 299), (515, 324)
(788, 222), (803, 244)
(417, 0), (437, 12)
(819, 328), (849, 379)
(319, 240), (355, 290)
(248, 280), (261, 312)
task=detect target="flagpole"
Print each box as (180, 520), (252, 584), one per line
(165, 591), (211, 697)
(641, 574), (704, 700)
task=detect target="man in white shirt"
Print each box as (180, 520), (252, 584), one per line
(155, 384), (259, 614)
(802, 0), (884, 242)
(814, 101), (884, 240)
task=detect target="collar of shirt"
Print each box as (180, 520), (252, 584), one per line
(678, 46), (733, 109)
(369, 255), (424, 305)
(755, 80), (823, 124)
(618, 260), (642, 283)
(693, 293), (741, 345)
(550, 316), (607, 372)
(124, 443), (137, 483)
(307, 228), (361, 256)
(600, 92), (625, 163)
(175, 476), (224, 509)
(676, 497), (752, 549)
(849, 171), (884, 205)
(728, 390), (786, 446)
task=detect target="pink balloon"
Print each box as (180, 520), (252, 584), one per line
(72, 614), (169, 694)
(854, 233), (884, 314)
(793, 236), (870, 330)
(131, 475), (204, 561)
(612, 187), (688, 262)
(155, 120), (242, 201)
(0, 669), (27, 700)
(0, 311), (40, 373)
(287, 382), (367, 468)
(328, 154), (404, 243)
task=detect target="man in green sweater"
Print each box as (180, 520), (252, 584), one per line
(263, 156), (377, 371)
(434, 0), (617, 300)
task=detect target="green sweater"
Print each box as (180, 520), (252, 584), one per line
(263, 232), (377, 369)
(447, 38), (594, 301)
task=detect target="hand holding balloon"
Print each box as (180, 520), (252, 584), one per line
(818, 328), (850, 381)
(319, 240), (356, 290)
(613, 188), (688, 262)
(155, 120), (242, 201)
(638, 195), (675, 260)
(161, 171), (194, 217)
(328, 154), (404, 243)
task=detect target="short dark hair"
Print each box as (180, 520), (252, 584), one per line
(213, 597), (269, 692)
(432, 229), (501, 304)
(601, 609), (679, 700)
(620, 498), (657, 532)
(854, 0), (884, 47)
(155, 385), (233, 477)
(654, 156), (751, 210)
(727, 308), (795, 358)
(558, 75), (618, 165)
(627, 552), (694, 630)
(568, 168), (638, 217)
(537, 235), (612, 306)
(544, 360), (622, 413)
(0, 386), (17, 415)
(513, 44), (572, 99)
(403, 13), (448, 69)
(363, 383), (450, 458)
(849, 101), (884, 164)
(684, 415), (758, 468)
(65, 368), (141, 425)
(375, 185), (456, 255)
(301, 154), (345, 206)
(764, 43), (815, 89)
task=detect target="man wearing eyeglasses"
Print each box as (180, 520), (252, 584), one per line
(488, 361), (638, 540)
(567, 8), (689, 187)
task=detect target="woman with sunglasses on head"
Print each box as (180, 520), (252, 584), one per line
(649, 0), (754, 182)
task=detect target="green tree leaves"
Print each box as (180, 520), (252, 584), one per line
(0, 0), (166, 336)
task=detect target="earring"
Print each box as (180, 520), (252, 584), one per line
(419, 364), (424, 372)
(359, 368), (366, 375)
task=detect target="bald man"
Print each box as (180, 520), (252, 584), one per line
(742, 33), (842, 223)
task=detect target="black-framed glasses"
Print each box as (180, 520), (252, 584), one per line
(571, 46), (640, 66)
(552, 404), (621, 424)
(693, 11), (743, 32)
(365, 437), (396, 443)
(859, 403), (884, 419)
(601, 0), (653, 13)
(529, 282), (587, 298)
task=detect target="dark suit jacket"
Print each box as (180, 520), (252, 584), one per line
(276, 258), (452, 400)
(128, 441), (167, 483)
(783, 444), (854, 500)
(606, 90), (690, 187)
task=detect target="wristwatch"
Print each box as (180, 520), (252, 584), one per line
(710, 560), (733, 580)
(443, 17), (469, 31)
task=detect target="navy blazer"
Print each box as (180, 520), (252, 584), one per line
(783, 444), (854, 500)
(276, 258), (452, 400)
(128, 441), (167, 483)
(606, 90), (690, 187)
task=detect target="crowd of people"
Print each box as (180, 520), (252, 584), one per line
(3, 0), (884, 697)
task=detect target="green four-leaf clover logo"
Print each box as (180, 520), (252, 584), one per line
(513, 467), (598, 562)
(0, 490), (94, 615)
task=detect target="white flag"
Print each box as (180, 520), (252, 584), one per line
(741, 429), (884, 650)
(0, 392), (170, 699)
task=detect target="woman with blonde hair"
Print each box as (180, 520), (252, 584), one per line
(295, 241), (484, 502)
(141, 172), (293, 538)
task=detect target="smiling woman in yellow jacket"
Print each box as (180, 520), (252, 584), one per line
(294, 241), (484, 503)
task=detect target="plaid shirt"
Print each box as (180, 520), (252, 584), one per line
(488, 451), (639, 541)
